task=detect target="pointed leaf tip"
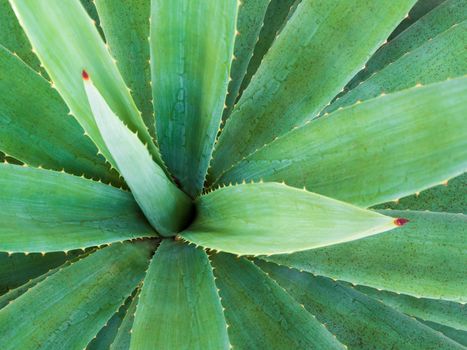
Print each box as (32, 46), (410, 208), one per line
(394, 218), (409, 226)
(82, 70), (89, 80)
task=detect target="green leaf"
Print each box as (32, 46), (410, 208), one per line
(420, 319), (467, 347)
(0, 250), (82, 295)
(87, 294), (134, 350)
(324, 19), (467, 115)
(182, 182), (397, 256)
(374, 172), (466, 214)
(256, 260), (464, 350)
(238, 0), (301, 99)
(131, 240), (229, 350)
(0, 44), (120, 185)
(209, 252), (344, 349)
(218, 78), (467, 208)
(0, 241), (154, 350)
(388, 0), (447, 41)
(209, 0), (416, 182)
(0, 163), (155, 252)
(344, 0), (465, 93)
(263, 210), (467, 302)
(353, 285), (467, 331)
(110, 291), (140, 350)
(94, 0), (154, 136)
(150, 0), (238, 197)
(80, 0), (105, 40)
(0, 250), (92, 309)
(222, 0), (270, 121)
(0, 0), (42, 72)
(84, 77), (193, 236)
(9, 0), (163, 169)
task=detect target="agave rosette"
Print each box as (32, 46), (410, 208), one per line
(0, 0), (466, 349)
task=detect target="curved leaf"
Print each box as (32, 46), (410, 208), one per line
(218, 78), (467, 208)
(0, 250), (81, 295)
(238, 0), (298, 99)
(420, 319), (467, 346)
(209, 0), (416, 182)
(374, 172), (466, 214)
(131, 240), (229, 350)
(0, 241), (154, 350)
(257, 260), (463, 349)
(110, 291), (140, 350)
(0, 44), (119, 185)
(222, 0), (270, 121)
(94, 0), (154, 135)
(9, 0), (163, 169)
(325, 19), (467, 115)
(0, 164), (154, 252)
(84, 76), (193, 236)
(263, 210), (467, 302)
(210, 252), (344, 349)
(0, 0), (41, 71)
(182, 183), (397, 256)
(354, 285), (467, 331)
(150, 0), (238, 197)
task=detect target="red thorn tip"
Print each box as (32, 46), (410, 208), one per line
(82, 70), (89, 80)
(394, 218), (409, 226)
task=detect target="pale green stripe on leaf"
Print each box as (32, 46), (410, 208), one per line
(222, 0), (270, 121)
(150, 0), (238, 197)
(345, 0), (464, 93)
(94, 0), (154, 136)
(325, 19), (467, 115)
(353, 285), (467, 331)
(0, 241), (154, 350)
(9, 0), (163, 169)
(210, 253), (344, 349)
(0, 164), (154, 253)
(182, 182), (396, 256)
(131, 240), (229, 350)
(0, 250), (82, 295)
(374, 172), (466, 214)
(257, 260), (463, 350)
(264, 210), (467, 302)
(84, 77), (192, 236)
(0, 44), (119, 185)
(209, 0), (416, 182)
(219, 78), (467, 208)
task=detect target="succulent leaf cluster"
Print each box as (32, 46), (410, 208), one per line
(0, 0), (466, 349)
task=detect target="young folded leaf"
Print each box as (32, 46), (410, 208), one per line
(83, 73), (193, 236)
(181, 183), (404, 255)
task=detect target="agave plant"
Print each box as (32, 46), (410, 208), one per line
(0, 0), (466, 348)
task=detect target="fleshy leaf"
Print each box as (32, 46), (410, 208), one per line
(353, 284), (467, 332)
(181, 183), (398, 255)
(0, 44), (119, 185)
(222, 0), (270, 121)
(150, 0), (238, 197)
(257, 260), (464, 349)
(209, 0), (416, 182)
(83, 76), (193, 236)
(94, 0), (154, 135)
(0, 163), (154, 252)
(263, 210), (467, 302)
(110, 290), (140, 350)
(9, 0), (163, 169)
(131, 240), (229, 350)
(210, 252), (345, 349)
(0, 241), (154, 350)
(218, 78), (467, 208)
(420, 319), (467, 346)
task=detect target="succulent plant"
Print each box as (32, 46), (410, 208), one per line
(0, 0), (466, 349)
